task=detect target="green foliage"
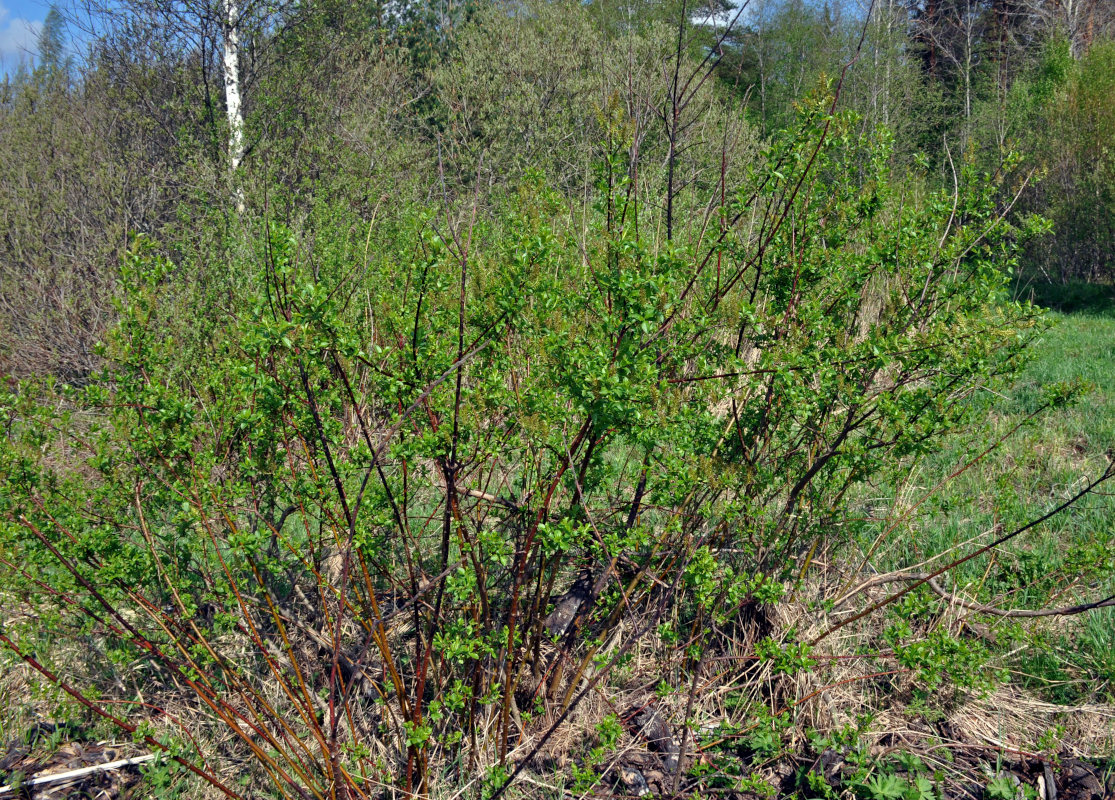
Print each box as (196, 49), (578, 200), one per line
(860, 772), (912, 800)
(571, 714), (624, 792)
(1015, 39), (1115, 283)
(984, 772), (1022, 800)
(0, 94), (1050, 791)
(4, 0), (1109, 792)
(756, 632), (816, 676)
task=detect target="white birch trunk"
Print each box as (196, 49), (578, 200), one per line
(222, 0), (246, 214)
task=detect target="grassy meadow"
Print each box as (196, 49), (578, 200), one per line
(862, 282), (1115, 709)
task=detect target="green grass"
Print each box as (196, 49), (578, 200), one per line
(859, 282), (1115, 703)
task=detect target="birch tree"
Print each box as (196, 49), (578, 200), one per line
(1024, 0), (1114, 57)
(222, 0), (245, 212)
(68, 0), (294, 215)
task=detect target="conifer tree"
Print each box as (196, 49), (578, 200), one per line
(37, 5), (67, 74)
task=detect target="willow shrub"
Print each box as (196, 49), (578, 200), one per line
(0, 98), (1048, 798)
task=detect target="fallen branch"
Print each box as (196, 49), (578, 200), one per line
(834, 572), (1115, 618)
(0, 753), (155, 796)
(814, 461), (1115, 644)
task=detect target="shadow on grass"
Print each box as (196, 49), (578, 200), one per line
(1013, 277), (1115, 316)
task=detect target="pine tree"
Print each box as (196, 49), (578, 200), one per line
(37, 5), (67, 74)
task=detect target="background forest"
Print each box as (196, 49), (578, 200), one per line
(0, 0), (1114, 797)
